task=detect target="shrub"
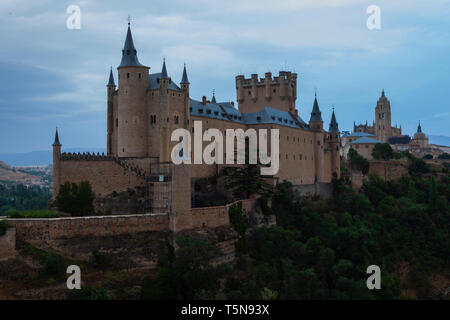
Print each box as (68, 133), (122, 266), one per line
(372, 143), (394, 160)
(56, 181), (95, 216)
(438, 152), (450, 160)
(229, 202), (247, 235)
(0, 219), (8, 236)
(6, 209), (59, 219)
(67, 287), (112, 300)
(44, 252), (65, 275)
(348, 148), (369, 174)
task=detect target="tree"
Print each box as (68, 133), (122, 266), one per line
(438, 152), (450, 160)
(423, 154), (433, 160)
(348, 148), (369, 174)
(56, 181), (95, 216)
(372, 143), (394, 160)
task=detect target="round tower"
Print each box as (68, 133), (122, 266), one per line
(52, 128), (61, 200)
(309, 93), (324, 184)
(117, 23), (150, 157)
(180, 63), (190, 129)
(328, 108), (341, 178)
(106, 67), (116, 155)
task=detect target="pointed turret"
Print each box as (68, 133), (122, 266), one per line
(107, 67), (115, 86)
(119, 23), (144, 67)
(181, 63), (189, 84)
(53, 127), (61, 146)
(310, 92), (323, 122)
(211, 90), (216, 103)
(328, 108), (339, 133)
(161, 58), (169, 79)
(417, 121), (422, 133)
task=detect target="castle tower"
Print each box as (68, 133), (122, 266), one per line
(412, 121), (428, 148)
(328, 108), (341, 178)
(159, 58), (171, 162)
(180, 63), (191, 128)
(52, 128), (61, 200)
(117, 22), (150, 157)
(374, 89), (392, 142)
(106, 67), (116, 155)
(235, 71), (298, 114)
(309, 93), (324, 184)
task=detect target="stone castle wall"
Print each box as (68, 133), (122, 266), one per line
(8, 213), (168, 241)
(57, 155), (146, 197)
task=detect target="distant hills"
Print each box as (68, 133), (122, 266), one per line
(428, 135), (450, 147)
(0, 160), (41, 183)
(0, 148), (106, 167)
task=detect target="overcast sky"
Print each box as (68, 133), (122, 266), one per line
(0, 0), (449, 152)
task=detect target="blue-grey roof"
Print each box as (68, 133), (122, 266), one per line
(351, 137), (383, 144)
(161, 59), (168, 78)
(310, 96), (323, 122)
(190, 99), (239, 122)
(343, 132), (376, 137)
(181, 64), (189, 83)
(53, 127), (61, 146)
(119, 25), (146, 68)
(107, 68), (115, 86)
(328, 110), (339, 132)
(417, 121), (422, 133)
(148, 73), (181, 91)
(189, 101), (308, 129)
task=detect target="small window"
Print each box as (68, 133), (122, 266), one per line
(138, 73), (142, 79)
(127, 73), (130, 79)
(214, 111), (219, 116)
(206, 109), (211, 114)
(174, 115), (179, 124)
(257, 116), (261, 121)
(116, 118), (118, 127)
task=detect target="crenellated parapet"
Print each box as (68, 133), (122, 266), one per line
(60, 152), (115, 161)
(236, 71), (298, 114)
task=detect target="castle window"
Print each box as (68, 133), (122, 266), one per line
(271, 116), (275, 120)
(248, 91), (251, 95)
(138, 73), (142, 79)
(257, 116), (261, 121)
(206, 109), (211, 114)
(287, 136), (289, 141)
(190, 107), (192, 112)
(116, 118), (118, 127)
(199, 109), (203, 113)
(174, 115), (179, 124)
(214, 111), (219, 116)
(317, 141), (320, 145)
(382, 113), (385, 119)
(127, 73), (130, 79)
(336, 146), (339, 151)
(273, 89), (276, 93)
(300, 154), (302, 160)
(293, 155), (295, 160)
(286, 154), (288, 159)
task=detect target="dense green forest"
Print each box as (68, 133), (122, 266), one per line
(0, 183), (51, 215)
(142, 169), (450, 300)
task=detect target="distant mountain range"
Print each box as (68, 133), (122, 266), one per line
(0, 148), (106, 167)
(428, 135), (450, 147)
(0, 136), (448, 167)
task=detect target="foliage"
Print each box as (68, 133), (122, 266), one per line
(438, 152), (450, 160)
(372, 143), (394, 161)
(229, 201), (247, 236)
(0, 219), (8, 236)
(409, 156), (430, 176)
(348, 148), (369, 174)
(5, 209), (59, 218)
(56, 181), (95, 216)
(44, 251), (65, 275)
(0, 183), (51, 216)
(423, 154), (433, 160)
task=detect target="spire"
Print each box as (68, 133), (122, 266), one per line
(119, 23), (144, 67)
(181, 63), (189, 84)
(211, 89), (216, 103)
(310, 93), (323, 122)
(417, 121), (422, 133)
(329, 107), (339, 133)
(53, 127), (61, 146)
(107, 67), (115, 86)
(382, 88), (385, 97)
(160, 58), (169, 79)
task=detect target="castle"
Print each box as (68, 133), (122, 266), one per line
(51, 23), (341, 226)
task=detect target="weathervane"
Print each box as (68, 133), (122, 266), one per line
(128, 15), (131, 26)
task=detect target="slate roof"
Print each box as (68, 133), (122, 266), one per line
(148, 73), (181, 91)
(310, 95), (323, 122)
(351, 137), (383, 144)
(119, 25), (146, 67)
(53, 128), (61, 146)
(342, 132), (376, 137)
(107, 68), (115, 86)
(328, 110), (339, 133)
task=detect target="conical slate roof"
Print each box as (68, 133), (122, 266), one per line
(119, 24), (145, 67)
(310, 94), (323, 122)
(53, 127), (61, 146)
(161, 58), (169, 78)
(181, 63), (189, 83)
(417, 121), (422, 133)
(328, 109), (339, 133)
(107, 67), (115, 86)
